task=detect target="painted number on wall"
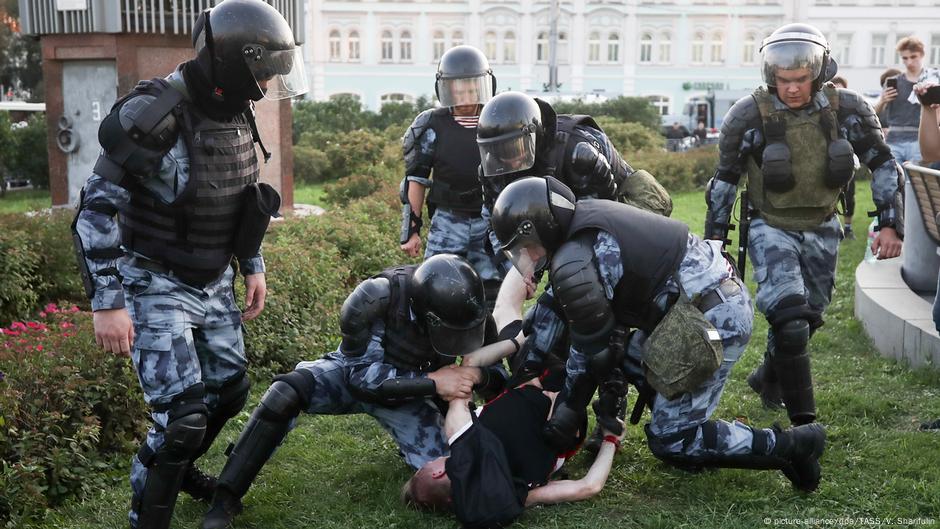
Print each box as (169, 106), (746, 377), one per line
(91, 101), (102, 122)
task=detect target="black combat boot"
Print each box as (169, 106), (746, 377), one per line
(771, 423), (827, 492)
(202, 486), (243, 529)
(180, 464), (217, 502)
(747, 360), (784, 410)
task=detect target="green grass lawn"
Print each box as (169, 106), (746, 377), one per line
(293, 182), (327, 207)
(33, 187), (940, 529)
(0, 188), (51, 215)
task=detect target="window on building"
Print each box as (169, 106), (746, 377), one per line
(608, 32), (621, 63)
(400, 30), (412, 62)
(348, 30), (360, 61)
(931, 34), (940, 66)
(433, 30), (446, 61)
(504, 31), (517, 63)
(871, 34), (887, 66)
(709, 30), (724, 64)
(691, 31), (705, 64)
(832, 33), (851, 66)
(647, 95), (670, 116)
(537, 31), (548, 62)
(329, 30), (341, 61)
(381, 93), (414, 106)
(485, 32), (497, 62)
(639, 32), (653, 63)
(742, 31), (757, 64)
(657, 30), (670, 63)
(381, 30), (394, 61)
(452, 30), (464, 47)
(588, 31), (601, 63)
(558, 31), (569, 64)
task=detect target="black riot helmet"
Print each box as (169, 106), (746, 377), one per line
(435, 45), (496, 108)
(410, 254), (488, 357)
(193, 0), (308, 102)
(491, 176), (576, 280)
(476, 91), (548, 177)
(760, 23), (837, 93)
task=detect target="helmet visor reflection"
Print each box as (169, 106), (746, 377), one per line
(500, 221), (549, 281)
(760, 40), (825, 87)
(437, 75), (494, 108)
(478, 131), (537, 176)
(244, 46), (309, 100)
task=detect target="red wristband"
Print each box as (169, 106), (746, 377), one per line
(602, 435), (621, 452)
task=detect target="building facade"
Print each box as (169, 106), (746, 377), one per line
(306, 0), (940, 127)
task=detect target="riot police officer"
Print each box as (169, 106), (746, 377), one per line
(476, 90), (672, 218)
(492, 176), (828, 492)
(71, 1), (306, 527)
(704, 24), (903, 426)
(201, 254), (510, 529)
(399, 46), (502, 305)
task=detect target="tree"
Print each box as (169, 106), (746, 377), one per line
(0, 0), (43, 102)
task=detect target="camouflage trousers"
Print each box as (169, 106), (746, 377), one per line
(425, 207), (502, 283)
(748, 216), (841, 354)
(630, 277), (780, 457)
(289, 352), (448, 469)
(123, 260), (246, 527)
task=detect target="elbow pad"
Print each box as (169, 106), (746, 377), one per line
(550, 233), (616, 354)
(376, 377), (436, 402)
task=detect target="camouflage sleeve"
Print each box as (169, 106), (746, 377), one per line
(837, 89), (900, 212)
(346, 330), (429, 402)
(707, 96), (760, 235)
(402, 109), (436, 181)
(518, 286), (568, 371)
(75, 173), (130, 311)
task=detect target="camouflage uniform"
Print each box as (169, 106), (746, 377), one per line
(706, 87), (901, 424)
(562, 231), (777, 460)
(74, 69), (265, 527)
(424, 207), (502, 287)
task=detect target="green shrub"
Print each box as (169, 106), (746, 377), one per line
(0, 305), (146, 524)
(0, 210), (85, 325)
(293, 144), (330, 184)
(9, 115), (49, 189)
(596, 118), (665, 154)
(552, 96), (661, 130)
(632, 145), (719, 193)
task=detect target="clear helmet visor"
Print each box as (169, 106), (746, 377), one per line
(244, 46), (309, 100)
(760, 40), (825, 87)
(436, 74), (494, 108)
(500, 222), (549, 282)
(426, 310), (487, 358)
(478, 131), (537, 177)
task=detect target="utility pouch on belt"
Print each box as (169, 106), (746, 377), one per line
(234, 182), (281, 259)
(642, 285), (723, 400)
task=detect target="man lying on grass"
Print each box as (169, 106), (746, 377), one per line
(401, 268), (626, 528)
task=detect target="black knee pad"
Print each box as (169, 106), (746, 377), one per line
(258, 379), (305, 421)
(766, 294), (822, 332)
(163, 411), (208, 458)
(216, 372), (251, 420)
(774, 319), (811, 356)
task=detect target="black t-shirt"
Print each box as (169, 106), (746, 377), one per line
(479, 385), (558, 489)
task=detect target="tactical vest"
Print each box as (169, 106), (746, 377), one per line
(746, 84), (847, 231)
(565, 200), (688, 331)
(116, 78), (259, 287)
(427, 108), (484, 213)
(377, 265), (444, 372)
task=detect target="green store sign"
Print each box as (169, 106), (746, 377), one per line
(682, 81), (728, 91)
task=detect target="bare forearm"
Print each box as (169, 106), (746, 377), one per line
(462, 340), (520, 368)
(919, 106), (940, 162)
(408, 182), (427, 215)
(524, 441), (616, 506)
(444, 397), (473, 439)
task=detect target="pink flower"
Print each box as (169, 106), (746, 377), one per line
(4, 330), (21, 337)
(60, 322), (75, 329)
(26, 322), (44, 330)
(10, 322), (27, 331)
(35, 345), (43, 352)
(39, 311), (47, 318)
(44, 303), (60, 314)
(68, 305), (79, 313)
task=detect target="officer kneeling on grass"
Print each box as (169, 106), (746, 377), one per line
(202, 254), (515, 529)
(491, 176), (828, 492)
